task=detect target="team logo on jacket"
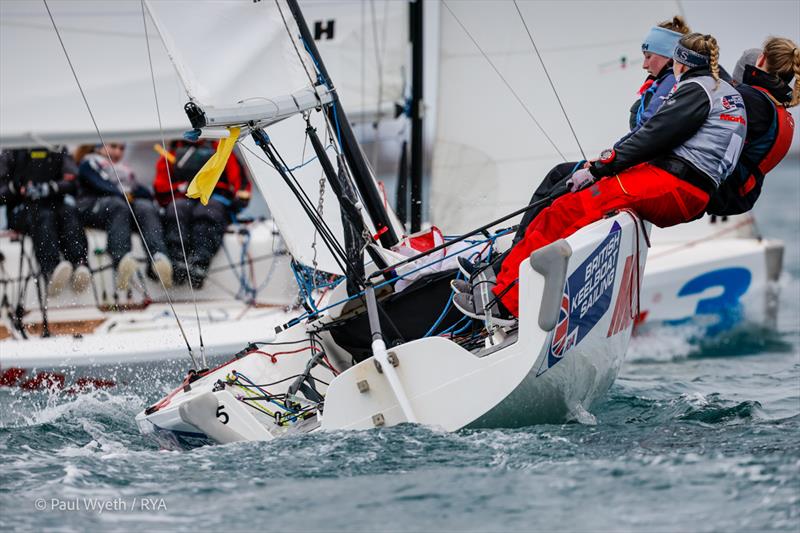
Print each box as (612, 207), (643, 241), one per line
(538, 222), (622, 376)
(721, 94), (744, 110)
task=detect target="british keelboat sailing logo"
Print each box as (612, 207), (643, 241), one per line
(537, 222), (622, 376)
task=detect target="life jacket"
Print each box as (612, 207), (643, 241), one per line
(671, 75), (747, 188)
(706, 87), (795, 216)
(172, 144), (218, 183)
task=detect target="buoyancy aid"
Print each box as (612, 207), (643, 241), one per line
(153, 140), (249, 207)
(172, 144), (217, 183)
(671, 75), (747, 188)
(706, 86), (795, 216)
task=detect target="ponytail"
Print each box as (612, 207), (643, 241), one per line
(657, 15), (691, 35)
(762, 37), (800, 108)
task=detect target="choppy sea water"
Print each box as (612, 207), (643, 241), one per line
(1, 161), (798, 532)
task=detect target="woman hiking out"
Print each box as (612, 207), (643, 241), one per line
(454, 33), (746, 324)
(502, 16), (691, 253)
(707, 36), (798, 216)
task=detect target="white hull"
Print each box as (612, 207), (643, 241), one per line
(136, 212), (649, 447)
(0, 219), (297, 382)
(640, 214), (782, 334)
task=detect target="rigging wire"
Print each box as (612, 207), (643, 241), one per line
(42, 0), (199, 368)
(139, 0), (206, 368)
(512, 0), (587, 160)
(441, 0), (567, 161)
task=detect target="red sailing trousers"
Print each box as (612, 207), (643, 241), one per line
(493, 163), (710, 316)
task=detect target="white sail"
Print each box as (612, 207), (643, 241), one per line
(429, 0), (680, 233)
(0, 0), (408, 148)
(0, 0), (190, 147)
(303, 0), (409, 121)
(145, 0), (405, 274)
(428, 0), (800, 234)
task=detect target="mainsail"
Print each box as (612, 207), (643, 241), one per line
(429, 0), (682, 234)
(0, 0), (408, 148)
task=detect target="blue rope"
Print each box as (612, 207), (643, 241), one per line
(283, 228), (509, 330)
(286, 144), (335, 172)
(423, 271), (464, 337)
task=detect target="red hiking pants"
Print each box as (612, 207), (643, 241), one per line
(493, 163), (710, 316)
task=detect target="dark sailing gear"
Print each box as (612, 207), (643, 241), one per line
(10, 202), (88, 278)
(162, 198), (228, 288)
(592, 68), (746, 191)
(1, 148), (88, 277)
(707, 73), (795, 216)
(77, 196), (169, 268)
(78, 153), (151, 199)
(628, 64), (677, 131)
(3, 148), (78, 202)
(77, 154), (168, 271)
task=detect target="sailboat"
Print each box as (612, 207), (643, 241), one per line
(0, 0), (408, 383)
(133, 0), (648, 448)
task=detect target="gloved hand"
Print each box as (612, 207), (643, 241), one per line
(566, 168), (596, 193)
(24, 181), (54, 202)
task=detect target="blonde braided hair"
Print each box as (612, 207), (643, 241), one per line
(679, 33), (721, 87)
(762, 36), (800, 107)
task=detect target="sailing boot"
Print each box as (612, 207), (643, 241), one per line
(71, 264), (92, 294)
(47, 260), (73, 296)
(116, 252), (138, 291)
(453, 266), (515, 327)
(189, 263), (209, 290)
(151, 253), (174, 289)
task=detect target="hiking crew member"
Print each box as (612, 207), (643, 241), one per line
(0, 147), (90, 296)
(153, 140), (251, 288)
(511, 16), (690, 246)
(456, 33), (746, 322)
(77, 143), (173, 290)
(707, 37), (798, 215)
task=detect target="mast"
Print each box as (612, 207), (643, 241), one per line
(285, 0), (399, 248)
(408, 0), (424, 233)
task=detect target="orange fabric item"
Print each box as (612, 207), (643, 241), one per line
(493, 163), (709, 316)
